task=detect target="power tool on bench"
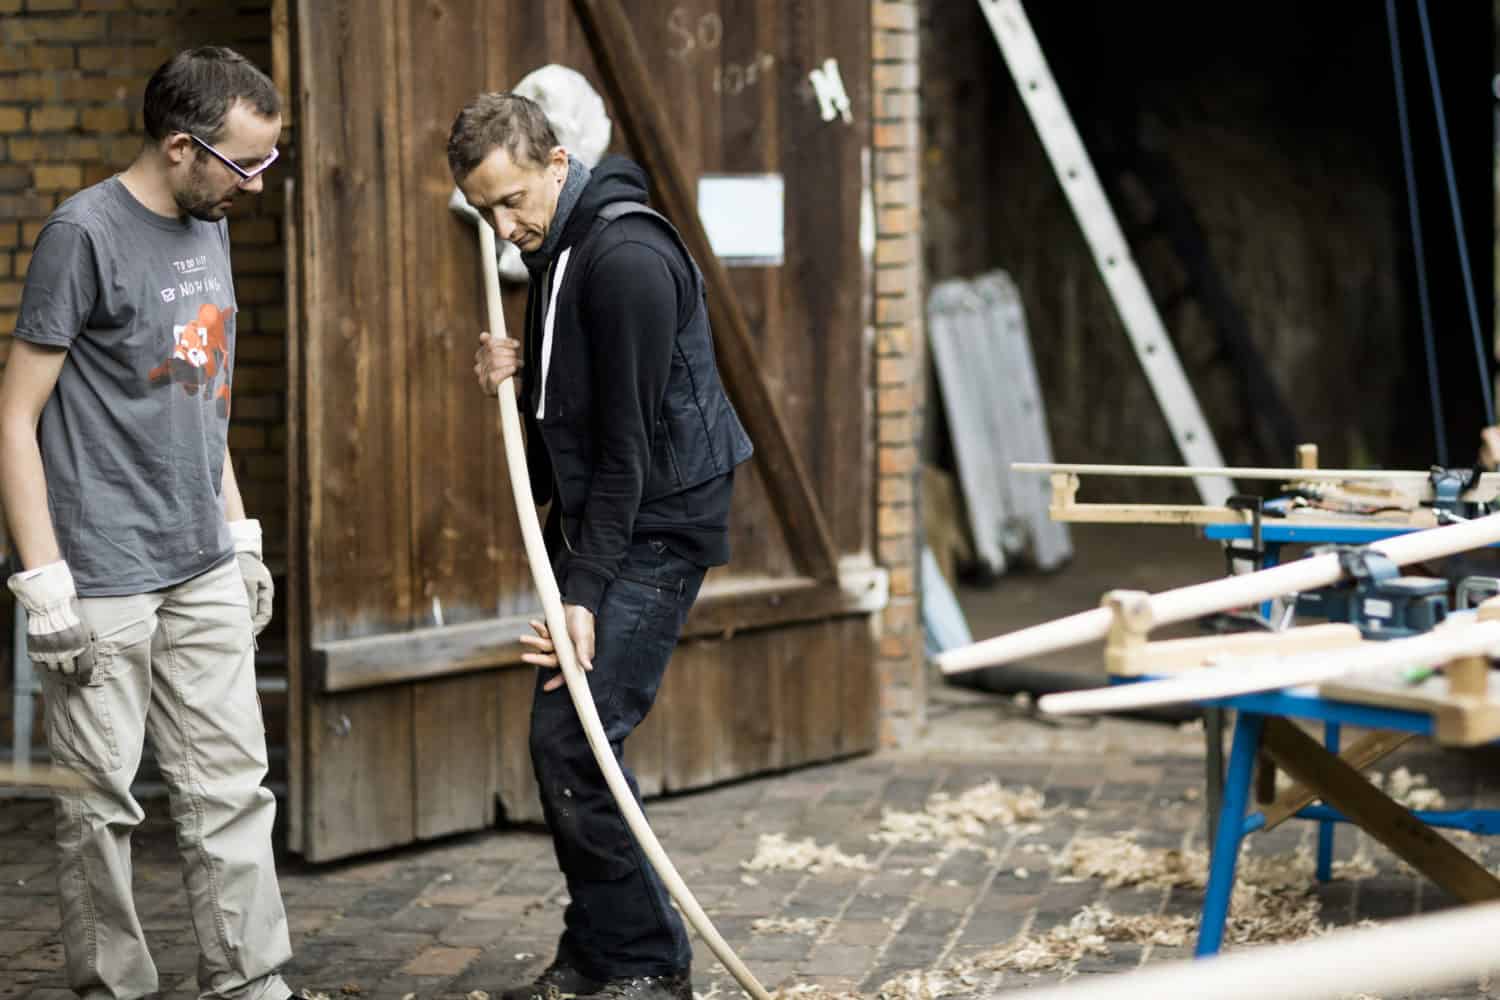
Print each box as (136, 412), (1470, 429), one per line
(1295, 547), (1448, 639)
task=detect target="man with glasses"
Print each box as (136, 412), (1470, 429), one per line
(0, 47), (298, 1000)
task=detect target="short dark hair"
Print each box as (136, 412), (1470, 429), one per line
(143, 46), (281, 142)
(447, 92), (559, 181)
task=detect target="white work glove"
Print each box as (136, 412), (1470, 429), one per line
(230, 519), (274, 635)
(7, 561), (97, 685)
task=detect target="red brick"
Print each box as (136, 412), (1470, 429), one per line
(875, 151), (911, 180)
(0, 313), (17, 338)
(58, 77), (131, 103)
(230, 246), (284, 274)
(875, 295), (914, 325)
(231, 217), (278, 244)
(872, 30), (917, 63)
(0, 257), (10, 279)
(81, 0), (129, 8)
(78, 43), (171, 72)
(15, 250), (32, 276)
(228, 424), (266, 451)
(0, 193), (53, 220)
(0, 282), (22, 309)
(25, 45), (77, 69)
(874, 173), (918, 207)
(887, 563), (914, 597)
(26, 0), (80, 10)
(878, 412), (913, 445)
(234, 337), (285, 363)
(878, 475), (912, 505)
(872, 2), (917, 32)
(877, 203), (915, 235)
(0, 109), (28, 134)
(878, 504), (912, 538)
(883, 597), (916, 631)
(879, 632), (911, 660)
(0, 0), (20, 12)
(872, 62), (918, 93)
(32, 165), (82, 192)
(21, 221), (45, 245)
(877, 354), (913, 386)
(875, 266), (916, 297)
(80, 106), (130, 133)
(879, 683), (914, 715)
(876, 325), (912, 356)
(877, 90), (917, 121)
(9, 14), (104, 41)
(873, 119), (919, 151)
(29, 106), (78, 132)
(874, 234), (915, 267)
(878, 443), (916, 477)
(0, 166), (31, 192)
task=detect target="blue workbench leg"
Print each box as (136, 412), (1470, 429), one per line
(1317, 722), (1341, 882)
(1196, 711), (1265, 957)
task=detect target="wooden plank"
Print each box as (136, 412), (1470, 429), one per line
(397, 0), (517, 633)
(315, 569), (888, 692)
(281, 170), (305, 851)
(495, 666), (541, 824)
(296, 0), (414, 643)
(1119, 623), (1365, 678)
(723, 633), (777, 778)
(1017, 462), (1500, 503)
(413, 673), (499, 839)
(1261, 718), (1500, 902)
(304, 688), (416, 862)
(572, 0), (841, 583)
(836, 615), (879, 756)
(1259, 731), (1414, 832)
(661, 640), (724, 793)
(624, 676), (667, 801)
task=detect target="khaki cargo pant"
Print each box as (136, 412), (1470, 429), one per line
(40, 556), (292, 1000)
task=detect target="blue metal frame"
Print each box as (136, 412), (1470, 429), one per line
(1194, 693), (1494, 956)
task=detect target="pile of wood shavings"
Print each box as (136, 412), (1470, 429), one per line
(742, 832), (876, 874)
(872, 780), (1046, 860)
(974, 904), (1197, 974)
(1368, 766), (1446, 810)
(752, 916), (831, 936)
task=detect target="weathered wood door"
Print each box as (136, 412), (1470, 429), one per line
(283, 0), (879, 862)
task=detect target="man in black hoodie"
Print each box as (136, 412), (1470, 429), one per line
(448, 93), (753, 1000)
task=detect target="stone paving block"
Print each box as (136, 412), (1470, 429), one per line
(841, 892), (908, 921)
(401, 945), (483, 977)
(802, 942), (880, 977)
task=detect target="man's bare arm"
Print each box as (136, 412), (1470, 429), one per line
(221, 444), (247, 521)
(0, 340), (67, 569)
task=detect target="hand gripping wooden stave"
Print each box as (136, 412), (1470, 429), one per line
(474, 221), (771, 1000)
(936, 511), (1500, 675)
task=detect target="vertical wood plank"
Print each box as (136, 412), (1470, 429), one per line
(296, 0), (414, 643)
(496, 666), (543, 823)
(724, 632), (777, 777)
(837, 616), (879, 754)
(304, 688), (416, 862)
(661, 640), (723, 792)
(414, 673), (500, 839)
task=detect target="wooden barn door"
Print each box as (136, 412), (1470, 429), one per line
(285, 0), (880, 862)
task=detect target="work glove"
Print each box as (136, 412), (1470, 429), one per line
(7, 561), (97, 685)
(230, 519), (274, 635)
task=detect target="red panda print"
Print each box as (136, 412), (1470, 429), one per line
(149, 302), (234, 418)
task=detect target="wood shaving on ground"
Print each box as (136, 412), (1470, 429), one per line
(752, 916), (832, 936)
(1367, 767), (1446, 810)
(872, 780), (1046, 860)
(975, 904), (1198, 974)
(742, 832), (876, 874)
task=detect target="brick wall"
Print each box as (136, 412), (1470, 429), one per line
(0, 1), (288, 747)
(870, 0), (926, 746)
(0, 0), (288, 559)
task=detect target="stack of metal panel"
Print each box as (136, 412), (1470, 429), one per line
(927, 270), (1072, 575)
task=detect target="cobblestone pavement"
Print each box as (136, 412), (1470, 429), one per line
(5, 681), (1500, 999)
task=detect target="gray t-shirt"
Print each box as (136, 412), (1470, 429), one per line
(14, 177), (237, 597)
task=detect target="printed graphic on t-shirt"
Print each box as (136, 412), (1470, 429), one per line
(148, 301), (235, 418)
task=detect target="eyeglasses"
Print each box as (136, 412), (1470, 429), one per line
(186, 133), (279, 184)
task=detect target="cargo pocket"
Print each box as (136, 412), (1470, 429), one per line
(42, 617), (150, 775)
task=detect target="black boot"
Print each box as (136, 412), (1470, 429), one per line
(577, 971), (692, 1000)
(500, 959), (606, 1000)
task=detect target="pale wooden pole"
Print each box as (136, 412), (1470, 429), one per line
(938, 512), (1500, 675)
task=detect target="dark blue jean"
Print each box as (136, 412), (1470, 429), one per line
(530, 538), (706, 980)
